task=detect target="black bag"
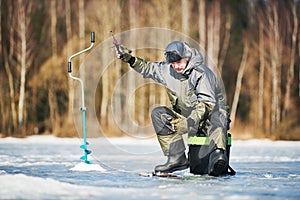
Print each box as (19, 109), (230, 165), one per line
(188, 133), (235, 175)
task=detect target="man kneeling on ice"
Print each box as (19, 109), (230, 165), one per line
(115, 41), (230, 176)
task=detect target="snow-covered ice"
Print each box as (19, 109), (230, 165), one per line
(0, 135), (300, 199)
(70, 162), (106, 172)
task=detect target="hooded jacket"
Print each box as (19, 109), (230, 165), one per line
(129, 41), (228, 133)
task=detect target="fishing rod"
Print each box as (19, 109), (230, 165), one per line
(110, 30), (132, 55)
(68, 32), (95, 164)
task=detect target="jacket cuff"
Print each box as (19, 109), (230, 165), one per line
(128, 57), (136, 66)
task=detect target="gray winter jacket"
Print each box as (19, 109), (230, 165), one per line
(129, 42), (228, 133)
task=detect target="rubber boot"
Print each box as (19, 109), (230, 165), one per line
(208, 149), (228, 176)
(155, 153), (189, 173)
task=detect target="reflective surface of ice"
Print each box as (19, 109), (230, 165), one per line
(0, 136), (299, 199)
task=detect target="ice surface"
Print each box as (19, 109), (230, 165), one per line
(0, 136), (300, 199)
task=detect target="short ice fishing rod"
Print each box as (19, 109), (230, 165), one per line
(68, 32), (95, 164)
(110, 30), (132, 55)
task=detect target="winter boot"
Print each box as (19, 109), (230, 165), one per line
(155, 153), (189, 173)
(208, 149), (228, 176)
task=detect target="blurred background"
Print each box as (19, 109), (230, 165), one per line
(0, 0), (299, 140)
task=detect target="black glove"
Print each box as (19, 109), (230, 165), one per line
(227, 118), (231, 130)
(187, 117), (198, 137)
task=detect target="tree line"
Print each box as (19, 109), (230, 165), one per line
(0, 0), (299, 140)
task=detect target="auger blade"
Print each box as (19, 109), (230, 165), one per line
(80, 141), (89, 149)
(80, 155), (87, 161)
(85, 149), (92, 154)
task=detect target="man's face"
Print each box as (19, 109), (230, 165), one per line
(171, 58), (188, 74)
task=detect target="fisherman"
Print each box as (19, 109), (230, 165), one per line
(115, 41), (230, 176)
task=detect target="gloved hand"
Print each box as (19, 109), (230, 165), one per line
(187, 117), (198, 137)
(115, 44), (132, 62)
(169, 118), (188, 135)
(187, 102), (210, 137)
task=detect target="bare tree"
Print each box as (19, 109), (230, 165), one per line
(65, 0), (74, 125)
(2, 1), (17, 132)
(111, 0), (123, 128)
(206, 0), (221, 68)
(51, 0), (57, 60)
(283, 1), (298, 119)
(267, 2), (282, 134)
(47, 0), (60, 133)
(157, 0), (170, 107)
(198, 0), (206, 53)
(127, 0), (138, 127)
(181, 0), (189, 35)
(78, 0), (85, 49)
(258, 18), (265, 130)
(18, 0), (26, 128)
(299, 26), (300, 98)
(218, 5), (232, 74)
(2, 0), (36, 135)
(16, 0), (34, 134)
(230, 38), (249, 127)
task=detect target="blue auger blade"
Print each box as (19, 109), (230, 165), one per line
(84, 160), (91, 164)
(85, 149), (92, 154)
(80, 155), (87, 161)
(80, 142), (89, 149)
(80, 154), (91, 164)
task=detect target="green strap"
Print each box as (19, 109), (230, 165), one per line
(187, 136), (210, 145)
(188, 136), (232, 145)
(228, 136), (232, 145)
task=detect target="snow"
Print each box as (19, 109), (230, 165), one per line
(0, 135), (300, 199)
(70, 162), (106, 172)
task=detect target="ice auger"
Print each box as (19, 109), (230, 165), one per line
(68, 32), (95, 164)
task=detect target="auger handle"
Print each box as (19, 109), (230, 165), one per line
(68, 32), (95, 73)
(91, 32), (95, 43)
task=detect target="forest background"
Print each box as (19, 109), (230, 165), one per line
(1, 0), (299, 140)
